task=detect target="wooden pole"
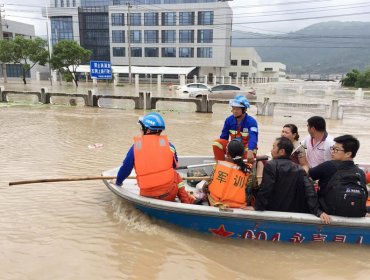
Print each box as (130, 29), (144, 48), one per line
(9, 176), (212, 186)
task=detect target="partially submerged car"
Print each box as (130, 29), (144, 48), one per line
(176, 83), (211, 97)
(188, 84), (257, 100)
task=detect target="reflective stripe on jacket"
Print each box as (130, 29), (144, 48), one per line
(133, 135), (175, 196)
(208, 161), (249, 208)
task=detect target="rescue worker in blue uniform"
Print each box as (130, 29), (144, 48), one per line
(213, 95), (258, 163)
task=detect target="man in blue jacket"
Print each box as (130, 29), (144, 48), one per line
(213, 95), (258, 163)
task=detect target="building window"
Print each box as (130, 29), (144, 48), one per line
(113, 47), (125, 57)
(129, 13), (141, 26)
(197, 29), (213, 43)
(264, 67), (273, 71)
(55, 0), (58, 7)
(197, 47), (212, 58)
(66, 0), (70, 7)
(144, 30), (158, 43)
(131, 47), (142, 57)
(179, 12), (194, 25)
(72, 0), (76, 6)
(6, 64), (30, 78)
(130, 30), (142, 43)
(162, 12), (176, 26)
(145, 47), (159, 57)
(179, 30), (194, 43)
(179, 47), (194, 58)
(198, 11), (213, 25)
(161, 30), (176, 43)
(61, 0), (64, 7)
(229, 72), (237, 78)
(231, 60), (237, 66)
(162, 47), (176, 57)
(112, 13), (124, 26)
(241, 72), (249, 78)
(241, 60), (249, 66)
(51, 16), (73, 45)
(112, 30), (125, 43)
(144, 13), (158, 26)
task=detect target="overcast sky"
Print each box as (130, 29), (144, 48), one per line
(2, 0), (370, 36)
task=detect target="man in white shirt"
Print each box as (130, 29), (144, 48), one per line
(301, 116), (334, 168)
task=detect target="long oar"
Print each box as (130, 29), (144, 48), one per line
(8, 175), (212, 186)
(177, 155), (269, 170)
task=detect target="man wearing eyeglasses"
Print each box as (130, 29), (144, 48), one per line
(301, 116), (334, 168)
(308, 135), (368, 223)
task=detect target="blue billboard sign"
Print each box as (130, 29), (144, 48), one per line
(90, 61), (112, 80)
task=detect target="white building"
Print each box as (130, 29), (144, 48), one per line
(257, 62), (286, 82)
(44, 0), (233, 79)
(223, 47), (261, 79)
(0, 20), (48, 80)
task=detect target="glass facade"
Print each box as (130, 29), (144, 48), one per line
(162, 47), (176, 57)
(113, 47), (125, 56)
(145, 47), (159, 57)
(131, 47), (142, 57)
(179, 47), (194, 58)
(129, 13), (141, 26)
(79, 7), (110, 61)
(198, 11), (213, 25)
(179, 30), (194, 43)
(130, 30), (142, 43)
(197, 47), (212, 58)
(111, 13), (124, 26)
(6, 64), (30, 78)
(144, 13), (158, 26)
(162, 12), (176, 26)
(161, 30), (176, 43)
(197, 29), (213, 43)
(144, 30), (158, 43)
(51, 17), (74, 45)
(112, 30), (125, 43)
(179, 12), (194, 25)
(81, 0), (110, 6)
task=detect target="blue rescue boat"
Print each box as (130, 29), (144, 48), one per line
(102, 156), (370, 245)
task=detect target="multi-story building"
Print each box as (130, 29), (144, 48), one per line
(223, 47), (261, 80)
(0, 20), (48, 79)
(257, 62), (286, 82)
(44, 0), (233, 78)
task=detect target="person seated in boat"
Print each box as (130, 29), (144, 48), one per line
(208, 140), (252, 208)
(114, 112), (195, 204)
(256, 123), (308, 180)
(212, 95), (258, 163)
(308, 135), (368, 222)
(251, 137), (320, 216)
(301, 116), (334, 169)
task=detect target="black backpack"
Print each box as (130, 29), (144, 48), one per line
(320, 162), (368, 217)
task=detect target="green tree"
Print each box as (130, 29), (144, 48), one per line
(0, 39), (15, 83)
(355, 69), (370, 88)
(10, 36), (49, 84)
(50, 40), (91, 87)
(341, 69), (360, 87)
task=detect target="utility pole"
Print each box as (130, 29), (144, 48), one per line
(45, 0), (53, 86)
(0, 5), (8, 83)
(126, 2), (132, 85)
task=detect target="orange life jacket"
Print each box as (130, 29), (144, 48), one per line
(208, 161), (250, 208)
(133, 135), (175, 197)
(229, 126), (249, 147)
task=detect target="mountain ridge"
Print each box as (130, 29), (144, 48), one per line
(232, 21), (370, 75)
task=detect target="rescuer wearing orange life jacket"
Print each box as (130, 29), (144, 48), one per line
(212, 95), (258, 163)
(208, 140), (251, 208)
(115, 112), (195, 204)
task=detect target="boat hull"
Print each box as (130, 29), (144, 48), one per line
(103, 156), (370, 245)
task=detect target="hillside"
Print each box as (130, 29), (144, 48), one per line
(232, 21), (370, 75)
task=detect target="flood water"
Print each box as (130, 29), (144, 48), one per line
(1, 81), (370, 279)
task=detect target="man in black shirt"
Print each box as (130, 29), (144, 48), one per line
(309, 135), (367, 223)
(253, 137), (320, 215)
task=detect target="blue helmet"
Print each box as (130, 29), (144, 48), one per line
(229, 95), (250, 108)
(138, 112), (166, 132)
